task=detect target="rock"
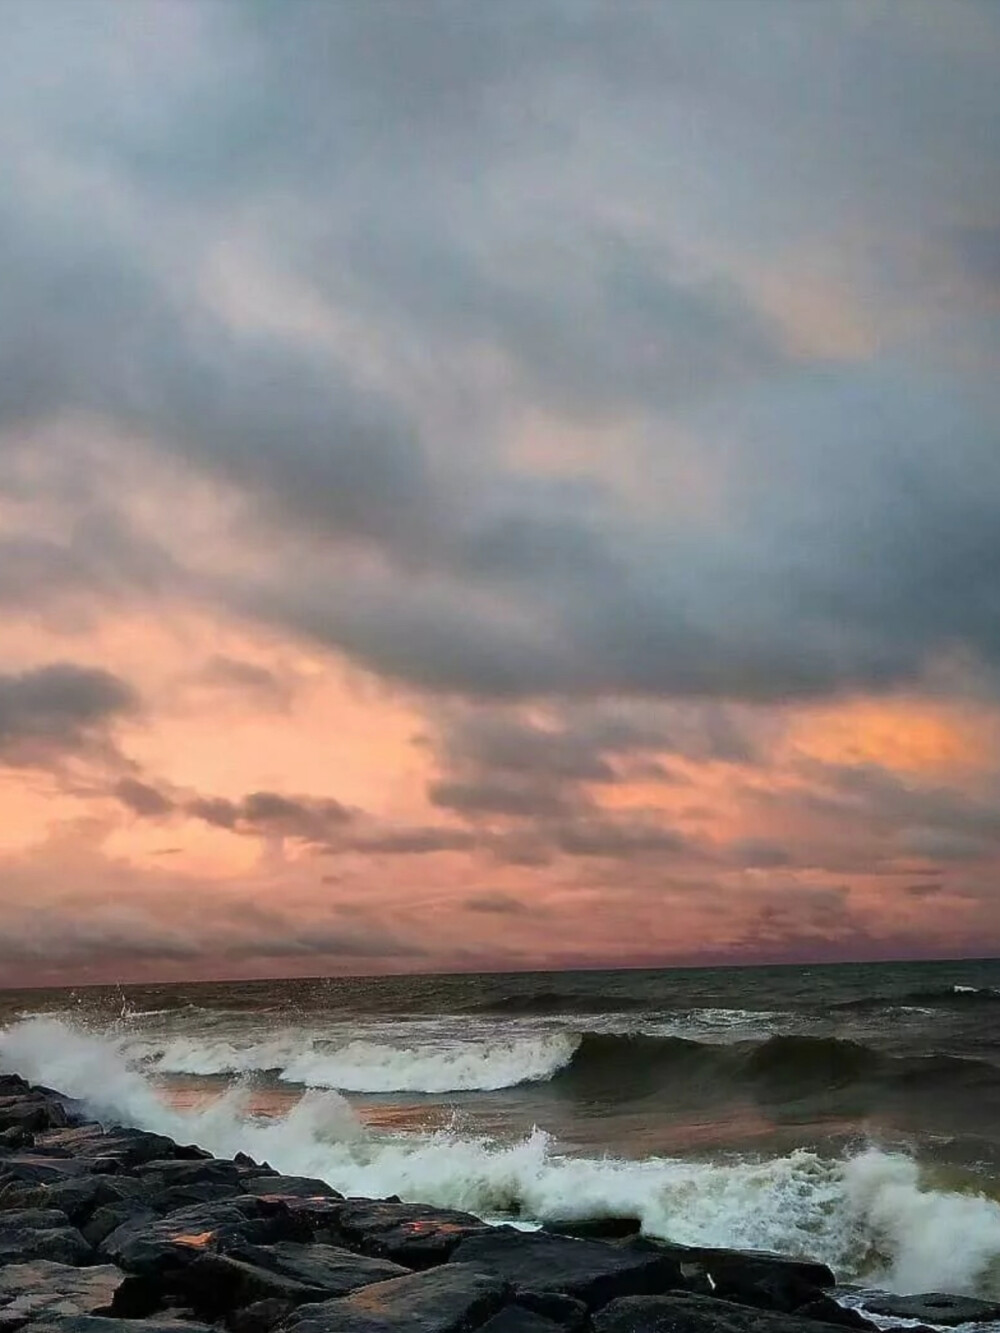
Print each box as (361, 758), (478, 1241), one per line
(449, 1229), (682, 1311)
(0, 1262), (126, 1331)
(35, 1127), (209, 1171)
(593, 1293), (872, 1333)
(112, 1240), (411, 1324)
(477, 1310), (565, 1333)
(277, 1264), (509, 1333)
(134, 1159), (243, 1188)
(19, 1318), (212, 1333)
(0, 1211), (93, 1266)
(242, 1178), (341, 1200)
(333, 1200), (491, 1268)
(235, 1242), (409, 1295)
(227, 1299), (295, 1333)
(82, 1204), (158, 1250)
(794, 1297), (872, 1329)
(24, 1177), (138, 1227)
(100, 1200), (272, 1273)
(515, 1293), (587, 1332)
(542, 1216), (642, 1241)
(631, 1240), (835, 1296)
(859, 1293), (1000, 1325)
(0, 1099), (68, 1135)
(0, 1156), (94, 1192)
(0, 1128), (35, 1153)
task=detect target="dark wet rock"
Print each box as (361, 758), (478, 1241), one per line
(0, 1262), (126, 1331)
(0, 1156), (95, 1193)
(135, 1159), (243, 1188)
(477, 1309), (565, 1333)
(0, 1099), (68, 1136)
(242, 1177), (341, 1200)
(227, 1299), (294, 1333)
(594, 1293), (873, 1333)
(100, 1200), (276, 1273)
(860, 1293), (1000, 1325)
(277, 1264), (509, 1333)
(82, 1204), (158, 1250)
(333, 1200), (491, 1268)
(22, 1177), (139, 1227)
(542, 1216), (642, 1241)
(0, 1211), (93, 1266)
(793, 1297), (873, 1329)
(35, 1128), (208, 1171)
(19, 1317), (212, 1333)
(630, 1241), (835, 1296)
(0, 1128), (35, 1153)
(514, 1292), (588, 1332)
(235, 1242), (409, 1294)
(449, 1228), (682, 1311)
(245, 1195), (342, 1237)
(110, 1240), (411, 1324)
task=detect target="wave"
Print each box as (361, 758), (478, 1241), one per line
(4, 1017), (1000, 1298)
(465, 990), (651, 1016)
(128, 1030), (580, 1093)
(836, 984), (1000, 1012)
(113, 1025), (1000, 1107)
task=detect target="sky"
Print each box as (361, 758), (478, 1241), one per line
(1, 1), (999, 986)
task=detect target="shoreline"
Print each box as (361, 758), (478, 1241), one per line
(0, 1071), (994, 1333)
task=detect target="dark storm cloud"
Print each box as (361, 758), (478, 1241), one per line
(1, 3), (999, 706)
(0, 664), (137, 764)
(185, 790), (351, 843)
(114, 777), (173, 818)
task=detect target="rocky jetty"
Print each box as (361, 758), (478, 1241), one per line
(0, 1073), (954, 1333)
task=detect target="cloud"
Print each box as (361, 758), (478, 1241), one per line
(464, 892), (530, 915)
(0, 3), (996, 714)
(114, 777), (173, 818)
(186, 790), (351, 844)
(0, 663), (137, 766)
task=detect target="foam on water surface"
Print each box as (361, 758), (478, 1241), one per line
(4, 1016), (1000, 1299)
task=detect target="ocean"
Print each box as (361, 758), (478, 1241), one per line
(3, 958), (1000, 1302)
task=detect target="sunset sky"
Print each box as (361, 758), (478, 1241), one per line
(2, 2), (1000, 985)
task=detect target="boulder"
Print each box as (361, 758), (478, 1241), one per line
(333, 1200), (491, 1268)
(0, 1099), (68, 1136)
(277, 1264), (509, 1333)
(242, 1177), (341, 1201)
(859, 1292), (1000, 1325)
(234, 1242), (408, 1295)
(542, 1216), (642, 1241)
(514, 1293), (587, 1332)
(227, 1299), (295, 1333)
(18, 1318), (212, 1333)
(477, 1310), (565, 1333)
(35, 1127), (209, 1171)
(100, 1200), (280, 1273)
(449, 1229), (683, 1310)
(82, 1205), (158, 1250)
(117, 1243), (411, 1322)
(593, 1293), (873, 1333)
(0, 1211), (92, 1266)
(0, 1262), (126, 1332)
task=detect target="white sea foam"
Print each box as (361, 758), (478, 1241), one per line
(4, 1017), (1000, 1297)
(126, 1029), (580, 1092)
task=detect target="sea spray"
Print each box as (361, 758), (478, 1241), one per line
(4, 1017), (1000, 1296)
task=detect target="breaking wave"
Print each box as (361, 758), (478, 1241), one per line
(107, 1027), (1000, 1107)
(132, 1030), (580, 1093)
(4, 1017), (1000, 1298)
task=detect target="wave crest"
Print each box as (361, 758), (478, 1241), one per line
(4, 1017), (1000, 1297)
